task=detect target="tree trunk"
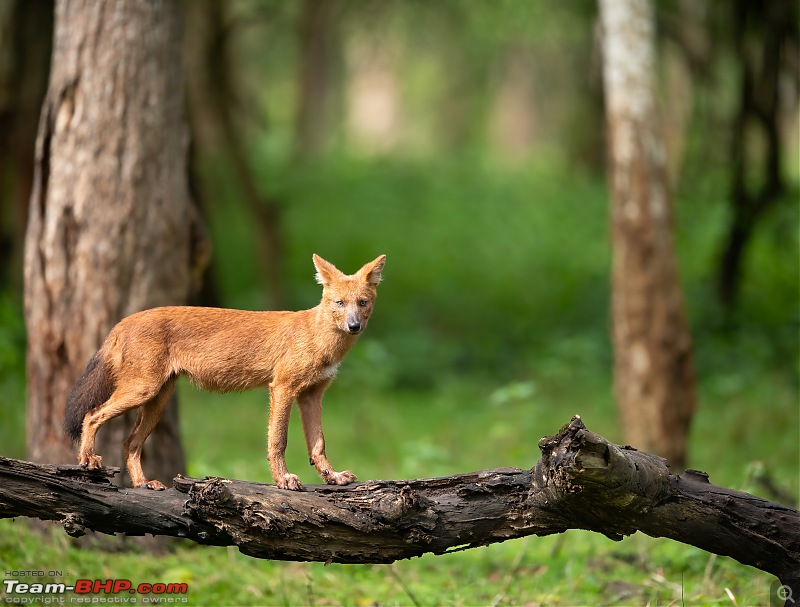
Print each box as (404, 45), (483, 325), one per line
(1, 417), (797, 591)
(717, 0), (797, 310)
(0, 0), (53, 293)
(183, 0), (285, 309)
(599, 0), (696, 468)
(23, 0), (208, 484)
(294, 0), (340, 162)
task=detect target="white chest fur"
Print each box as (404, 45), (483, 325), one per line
(319, 363), (340, 381)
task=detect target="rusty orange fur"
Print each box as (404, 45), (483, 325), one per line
(64, 254), (386, 491)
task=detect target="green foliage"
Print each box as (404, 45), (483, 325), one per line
(0, 293), (25, 372)
(203, 150), (799, 395)
(0, 292), (26, 456)
(206, 155), (614, 388)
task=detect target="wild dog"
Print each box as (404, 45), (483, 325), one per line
(64, 254), (386, 491)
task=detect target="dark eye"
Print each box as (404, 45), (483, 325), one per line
(335, 300), (344, 308)
(358, 299), (368, 307)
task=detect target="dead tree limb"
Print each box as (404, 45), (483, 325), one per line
(1, 417), (797, 590)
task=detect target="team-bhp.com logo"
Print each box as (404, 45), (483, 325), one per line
(3, 578), (188, 603)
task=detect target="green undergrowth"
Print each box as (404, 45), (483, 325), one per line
(1, 368), (795, 606)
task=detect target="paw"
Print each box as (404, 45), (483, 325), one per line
(325, 470), (357, 486)
(276, 473), (304, 491)
(80, 454), (103, 469)
(139, 479), (167, 491)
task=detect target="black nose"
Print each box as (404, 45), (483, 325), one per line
(347, 321), (361, 333)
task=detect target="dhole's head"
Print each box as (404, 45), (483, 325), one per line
(313, 254), (386, 335)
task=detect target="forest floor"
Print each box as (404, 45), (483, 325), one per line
(1, 367), (796, 606)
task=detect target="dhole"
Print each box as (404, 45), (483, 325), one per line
(64, 254), (386, 491)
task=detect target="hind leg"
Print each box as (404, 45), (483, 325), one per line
(78, 380), (163, 470)
(123, 377), (176, 490)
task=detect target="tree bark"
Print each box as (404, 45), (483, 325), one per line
(0, 417), (797, 590)
(23, 0), (208, 483)
(599, 0), (696, 468)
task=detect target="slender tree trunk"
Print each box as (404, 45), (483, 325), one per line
(717, 0), (797, 310)
(183, 0), (285, 309)
(0, 0), (53, 293)
(24, 0), (208, 484)
(599, 0), (696, 468)
(294, 0), (340, 162)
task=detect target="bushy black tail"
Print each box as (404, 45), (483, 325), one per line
(64, 351), (115, 443)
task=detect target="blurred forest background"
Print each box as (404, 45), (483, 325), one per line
(1, 0), (798, 477)
(0, 0), (800, 604)
(0, 0), (798, 603)
(1, 0), (798, 468)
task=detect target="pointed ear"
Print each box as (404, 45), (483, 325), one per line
(313, 254), (342, 286)
(359, 254), (386, 286)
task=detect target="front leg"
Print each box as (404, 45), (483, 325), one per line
(298, 381), (357, 486)
(268, 383), (303, 490)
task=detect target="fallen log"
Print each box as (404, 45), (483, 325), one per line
(1, 416), (797, 593)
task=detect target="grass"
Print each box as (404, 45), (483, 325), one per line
(0, 157), (796, 605)
(0, 522), (780, 605)
(0, 364), (795, 605)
